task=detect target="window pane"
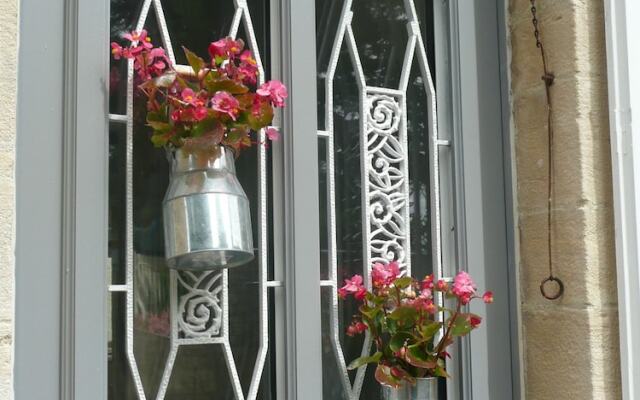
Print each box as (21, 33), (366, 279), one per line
(316, 1), (447, 398)
(107, 1), (275, 399)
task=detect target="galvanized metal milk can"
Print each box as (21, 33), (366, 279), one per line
(163, 145), (254, 270)
(381, 378), (439, 400)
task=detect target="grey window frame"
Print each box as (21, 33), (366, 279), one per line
(13, 0), (518, 399)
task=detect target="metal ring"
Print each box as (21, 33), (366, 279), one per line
(540, 276), (564, 300)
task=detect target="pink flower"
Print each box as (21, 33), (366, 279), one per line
(208, 37), (244, 60)
(133, 47), (168, 80)
(123, 29), (147, 43)
(452, 271), (476, 299)
(265, 127), (280, 141)
(211, 91), (240, 120)
(371, 261), (400, 288)
(346, 321), (367, 336)
(111, 43), (125, 60)
(240, 50), (256, 64)
(181, 88), (197, 104)
(421, 274), (434, 290)
(469, 315), (482, 328)
(419, 288), (432, 299)
(257, 80), (288, 107)
(424, 301), (437, 314)
(482, 291), (494, 304)
(338, 275), (367, 300)
(193, 106), (208, 121)
(237, 64), (259, 85)
(436, 279), (448, 291)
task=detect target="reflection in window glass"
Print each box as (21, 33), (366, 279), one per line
(107, 1), (275, 399)
(316, 1), (447, 398)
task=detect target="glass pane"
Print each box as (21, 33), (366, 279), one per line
(107, 1), (275, 399)
(316, 0), (448, 398)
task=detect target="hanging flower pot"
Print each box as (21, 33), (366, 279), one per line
(163, 145), (253, 270)
(110, 33), (287, 270)
(381, 377), (438, 400)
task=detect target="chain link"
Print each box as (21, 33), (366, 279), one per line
(529, 0), (564, 300)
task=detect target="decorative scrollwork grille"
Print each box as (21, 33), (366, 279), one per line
(108, 0), (272, 399)
(319, 1), (442, 398)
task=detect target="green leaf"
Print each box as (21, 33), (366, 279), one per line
(450, 314), (473, 337)
(388, 306), (418, 325)
(389, 332), (414, 353)
(191, 118), (223, 139)
(393, 276), (413, 289)
(359, 304), (381, 320)
(183, 46), (205, 75)
(225, 125), (249, 145)
(147, 120), (172, 132)
(433, 362), (450, 378)
(390, 366), (417, 385)
(375, 365), (401, 388)
(204, 73), (249, 94)
(150, 131), (175, 147)
(385, 317), (398, 335)
(419, 322), (442, 341)
(347, 351), (382, 370)
(406, 344), (438, 369)
(247, 102), (274, 131)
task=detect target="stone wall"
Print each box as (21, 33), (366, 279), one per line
(0, 0), (17, 398)
(509, 0), (621, 398)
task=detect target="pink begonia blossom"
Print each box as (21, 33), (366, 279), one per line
(482, 291), (494, 304)
(257, 80), (288, 107)
(111, 43), (125, 60)
(123, 29), (147, 43)
(452, 271), (476, 299)
(338, 274), (366, 300)
(208, 37), (244, 59)
(421, 274), (434, 290)
(133, 47), (168, 80)
(419, 288), (431, 299)
(371, 261), (400, 288)
(211, 91), (240, 120)
(436, 279), (448, 291)
(193, 106), (208, 121)
(181, 88), (197, 104)
(346, 321), (368, 337)
(265, 127), (280, 141)
(469, 315), (482, 328)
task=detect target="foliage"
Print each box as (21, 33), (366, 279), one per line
(339, 263), (494, 388)
(111, 31), (286, 153)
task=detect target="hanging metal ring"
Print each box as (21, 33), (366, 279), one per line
(540, 276), (564, 300)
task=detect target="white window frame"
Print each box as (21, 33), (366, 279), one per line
(605, 2), (640, 399)
(13, 0), (519, 399)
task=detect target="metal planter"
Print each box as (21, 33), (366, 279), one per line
(163, 145), (254, 270)
(381, 378), (439, 400)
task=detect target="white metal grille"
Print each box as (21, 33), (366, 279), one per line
(108, 0), (273, 399)
(319, 0), (442, 398)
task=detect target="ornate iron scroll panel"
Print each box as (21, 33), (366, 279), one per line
(115, 0), (272, 399)
(320, 1), (442, 399)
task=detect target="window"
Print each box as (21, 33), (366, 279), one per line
(106, 1), (459, 399)
(10, 0), (516, 398)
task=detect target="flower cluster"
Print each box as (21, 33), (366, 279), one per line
(339, 262), (493, 388)
(111, 31), (287, 152)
